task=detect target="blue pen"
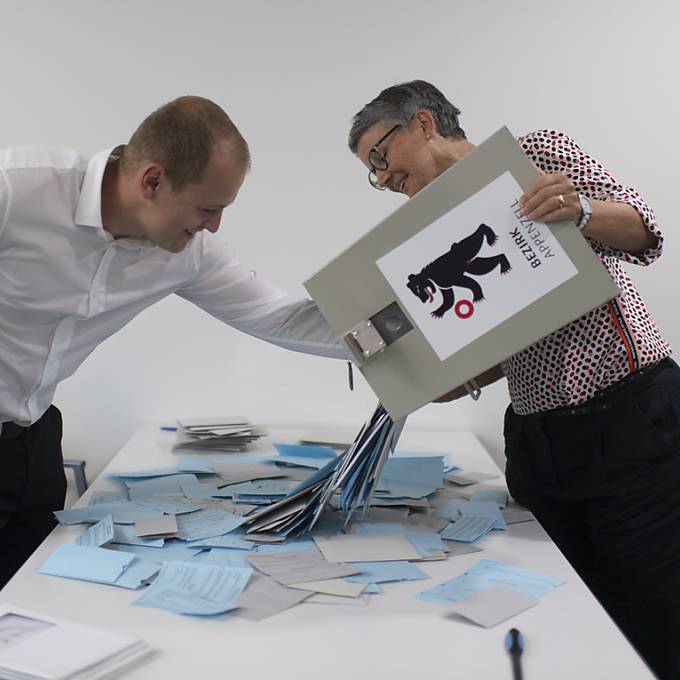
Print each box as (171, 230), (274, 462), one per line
(160, 426), (177, 432)
(504, 628), (524, 680)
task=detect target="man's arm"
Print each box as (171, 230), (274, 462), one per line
(177, 235), (346, 359)
(434, 364), (505, 403)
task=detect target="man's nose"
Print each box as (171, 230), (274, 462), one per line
(203, 213), (223, 233)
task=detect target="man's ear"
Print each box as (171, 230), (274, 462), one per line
(413, 109), (437, 140)
(140, 165), (164, 199)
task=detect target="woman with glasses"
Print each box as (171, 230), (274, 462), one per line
(348, 80), (679, 680)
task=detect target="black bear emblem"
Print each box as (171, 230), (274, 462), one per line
(407, 223), (511, 318)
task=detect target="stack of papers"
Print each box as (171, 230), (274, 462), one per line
(173, 417), (267, 452)
(0, 604), (154, 680)
(37, 416), (550, 626)
(245, 403), (405, 537)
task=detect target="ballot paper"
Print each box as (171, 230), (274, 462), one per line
(246, 550), (361, 585)
(313, 533), (422, 563)
(134, 561), (252, 616)
(287, 579), (366, 598)
(445, 471), (500, 486)
(234, 575), (311, 621)
(0, 604), (154, 680)
(440, 517), (496, 543)
(305, 593), (371, 606)
(135, 515), (178, 538)
(54, 502), (163, 526)
(75, 516), (114, 548)
(189, 549), (250, 569)
(112, 523), (165, 548)
(213, 462), (287, 485)
(445, 586), (537, 628)
(271, 444), (338, 469)
(39, 545), (158, 590)
(345, 561), (430, 584)
(417, 559), (565, 606)
(174, 508), (246, 541)
(245, 403), (405, 538)
(173, 417), (267, 452)
(134, 496), (201, 515)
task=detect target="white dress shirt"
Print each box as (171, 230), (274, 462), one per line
(0, 146), (344, 426)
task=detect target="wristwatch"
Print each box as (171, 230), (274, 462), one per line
(576, 194), (592, 232)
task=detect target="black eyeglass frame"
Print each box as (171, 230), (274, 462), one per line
(367, 124), (401, 190)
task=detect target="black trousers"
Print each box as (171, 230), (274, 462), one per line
(0, 405), (66, 589)
(504, 358), (680, 680)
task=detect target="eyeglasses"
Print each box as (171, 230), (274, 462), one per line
(367, 124), (400, 190)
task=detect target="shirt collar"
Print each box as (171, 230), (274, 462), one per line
(74, 146), (119, 230)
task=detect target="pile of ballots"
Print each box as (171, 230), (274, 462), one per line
(245, 403), (406, 537)
(173, 416), (267, 452)
(39, 405), (548, 622)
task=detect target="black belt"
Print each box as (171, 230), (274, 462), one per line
(520, 359), (669, 419)
(0, 421), (30, 439)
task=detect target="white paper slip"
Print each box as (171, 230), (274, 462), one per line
(445, 586), (537, 628)
(246, 550), (360, 585)
(136, 515), (178, 538)
(445, 471), (500, 486)
(0, 603), (154, 680)
(305, 593), (371, 606)
(234, 575), (311, 621)
(313, 533), (422, 563)
(288, 579), (366, 598)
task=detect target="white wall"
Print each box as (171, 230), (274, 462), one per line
(1, 0), (678, 477)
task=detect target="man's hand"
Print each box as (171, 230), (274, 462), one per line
(519, 173), (580, 224)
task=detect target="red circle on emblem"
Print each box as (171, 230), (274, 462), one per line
(455, 300), (474, 319)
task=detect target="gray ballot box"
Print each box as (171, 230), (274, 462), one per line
(305, 127), (618, 420)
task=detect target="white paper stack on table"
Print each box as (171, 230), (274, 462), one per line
(0, 604), (154, 680)
(172, 416), (268, 452)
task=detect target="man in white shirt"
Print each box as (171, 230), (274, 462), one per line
(0, 95), (343, 587)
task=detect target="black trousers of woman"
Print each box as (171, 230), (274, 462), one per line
(505, 358), (680, 680)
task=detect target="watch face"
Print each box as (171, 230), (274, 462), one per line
(578, 194), (592, 230)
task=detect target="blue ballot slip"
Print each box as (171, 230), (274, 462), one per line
(189, 549), (250, 568)
(459, 501), (508, 531)
(175, 508), (247, 541)
(133, 561), (252, 615)
(75, 516), (115, 548)
(345, 561), (430, 584)
(55, 502), (163, 526)
(375, 456), (444, 499)
(187, 533), (254, 551)
(39, 544), (135, 584)
(180, 478), (221, 500)
(272, 444), (338, 468)
(440, 517), (496, 543)
(417, 559), (565, 606)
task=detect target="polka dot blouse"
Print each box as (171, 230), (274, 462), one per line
(501, 129), (671, 415)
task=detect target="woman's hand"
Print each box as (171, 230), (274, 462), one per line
(519, 173), (580, 224)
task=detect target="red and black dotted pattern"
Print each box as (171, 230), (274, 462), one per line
(501, 130), (671, 415)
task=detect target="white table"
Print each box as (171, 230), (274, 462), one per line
(0, 425), (654, 679)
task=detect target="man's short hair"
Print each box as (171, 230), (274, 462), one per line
(120, 95), (250, 190)
(348, 80), (466, 153)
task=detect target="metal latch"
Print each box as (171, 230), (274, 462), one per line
(344, 301), (413, 365)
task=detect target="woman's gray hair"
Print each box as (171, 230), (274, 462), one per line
(348, 80), (466, 153)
